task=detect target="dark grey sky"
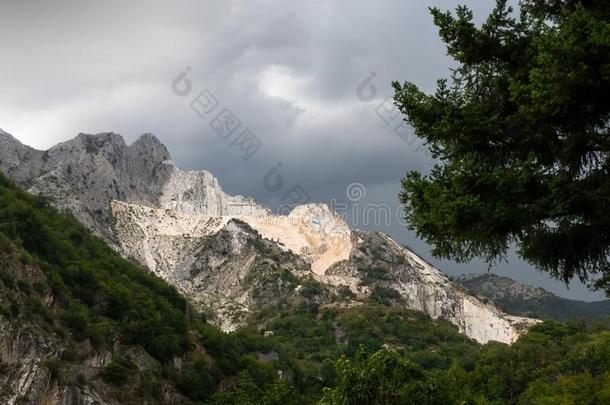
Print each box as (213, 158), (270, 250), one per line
(0, 0), (604, 300)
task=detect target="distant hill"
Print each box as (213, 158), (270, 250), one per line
(457, 273), (610, 321)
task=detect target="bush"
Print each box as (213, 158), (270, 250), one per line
(100, 356), (138, 386)
(0, 268), (15, 288)
(337, 286), (356, 300)
(139, 372), (163, 401)
(176, 355), (215, 400)
(370, 287), (401, 306)
(300, 278), (323, 298)
(361, 266), (391, 285)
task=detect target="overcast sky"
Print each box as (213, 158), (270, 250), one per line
(0, 0), (604, 300)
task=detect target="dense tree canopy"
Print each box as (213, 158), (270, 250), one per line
(321, 322), (610, 404)
(393, 0), (610, 291)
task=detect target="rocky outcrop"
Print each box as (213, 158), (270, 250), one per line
(0, 130), (537, 344)
(0, 129), (47, 185)
(326, 232), (537, 343)
(159, 166), (270, 217)
(110, 200), (350, 331)
(458, 273), (553, 302)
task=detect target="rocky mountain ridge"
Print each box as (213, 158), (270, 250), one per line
(0, 130), (537, 343)
(0, 129), (266, 244)
(458, 273), (610, 321)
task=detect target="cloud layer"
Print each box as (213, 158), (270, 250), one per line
(0, 0), (602, 300)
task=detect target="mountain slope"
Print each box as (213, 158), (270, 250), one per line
(0, 130), (537, 343)
(457, 273), (610, 321)
(0, 172), (194, 403)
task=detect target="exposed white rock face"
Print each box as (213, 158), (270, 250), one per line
(322, 231), (538, 344)
(378, 235), (536, 343)
(159, 164), (270, 217)
(0, 131), (175, 244)
(110, 200), (352, 278)
(0, 130), (267, 244)
(238, 203), (352, 274)
(111, 200), (232, 282)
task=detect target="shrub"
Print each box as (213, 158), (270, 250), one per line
(370, 287), (401, 306)
(100, 356), (138, 386)
(300, 278), (323, 298)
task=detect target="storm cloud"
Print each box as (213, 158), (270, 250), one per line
(0, 0), (602, 300)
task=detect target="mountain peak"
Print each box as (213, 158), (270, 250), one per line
(130, 133), (171, 161)
(75, 131), (126, 145)
(133, 132), (163, 146)
(66, 132), (170, 160)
